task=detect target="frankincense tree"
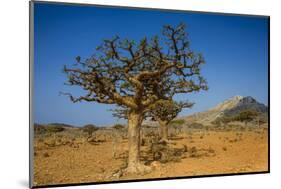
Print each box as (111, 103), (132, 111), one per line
(62, 23), (208, 173)
(149, 100), (194, 142)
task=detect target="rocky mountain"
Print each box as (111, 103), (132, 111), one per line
(182, 95), (268, 125)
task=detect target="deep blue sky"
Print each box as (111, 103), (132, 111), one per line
(33, 2), (268, 126)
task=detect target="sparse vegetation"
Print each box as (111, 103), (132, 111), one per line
(113, 124), (125, 130)
(33, 122), (268, 185)
(189, 146), (198, 158)
(149, 139), (186, 163)
(46, 125), (65, 133)
(82, 124), (98, 137)
(34, 124), (47, 135)
(188, 122), (204, 129)
(212, 109), (261, 128)
(170, 119), (185, 126)
(34, 124), (65, 135)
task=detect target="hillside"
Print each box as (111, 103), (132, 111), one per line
(182, 95), (268, 125)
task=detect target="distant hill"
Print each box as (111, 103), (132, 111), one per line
(34, 123), (78, 128)
(47, 123), (77, 128)
(34, 123), (78, 134)
(181, 96), (268, 125)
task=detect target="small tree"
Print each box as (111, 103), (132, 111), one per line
(82, 124), (98, 138)
(62, 23), (207, 173)
(234, 110), (259, 126)
(113, 124), (125, 130)
(149, 100), (193, 142)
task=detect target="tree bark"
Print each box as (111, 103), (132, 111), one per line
(126, 110), (150, 173)
(159, 120), (169, 142)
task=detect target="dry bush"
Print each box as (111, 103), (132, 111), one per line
(188, 146), (216, 158)
(43, 152), (50, 158)
(208, 147), (215, 153)
(113, 124), (125, 130)
(34, 124), (47, 135)
(189, 146), (198, 158)
(148, 139), (186, 163)
(46, 125), (65, 133)
(188, 122), (204, 129)
(170, 119), (185, 126)
(44, 139), (56, 147)
(82, 124), (98, 137)
(229, 138), (238, 143)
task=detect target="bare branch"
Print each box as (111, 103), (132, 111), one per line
(62, 23), (208, 114)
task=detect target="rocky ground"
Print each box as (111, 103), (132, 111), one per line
(33, 126), (268, 187)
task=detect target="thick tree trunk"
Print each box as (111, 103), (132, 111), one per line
(127, 111), (142, 169)
(159, 120), (169, 141)
(126, 110), (151, 173)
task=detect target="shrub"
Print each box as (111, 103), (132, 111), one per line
(211, 119), (221, 127)
(150, 140), (185, 163)
(170, 119), (185, 126)
(190, 146), (197, 154)
(212, 116), (232, 126)
(43, 152), (50, 157)
(208, 147), (215, 153)
(45, 125), (65, 133)
(233, 110), (258, 123)
(189, 146), (198, 158)
(82, 124), (98, 136)
(212, 110), (259, 127)
(34, 124), (47, 134)
(113, 124), (125, 130)
(188, 122), (204, 129)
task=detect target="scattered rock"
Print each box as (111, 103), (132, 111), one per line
(151, 161), (161, 169)
(112, 169), (123, 178)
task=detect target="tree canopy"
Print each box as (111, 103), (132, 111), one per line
(62, 23), (207, 111)
(149, 100), (194, 124)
